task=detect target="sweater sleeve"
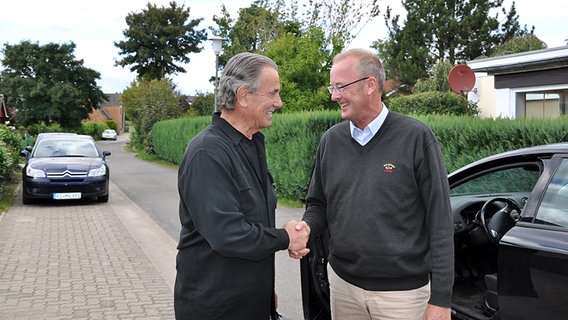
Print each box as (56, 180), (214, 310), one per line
(179, 147), (290, 260)
(302, 138), (329, 234)
(419, 136), (454, 307)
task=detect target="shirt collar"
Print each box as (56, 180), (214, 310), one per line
(350, 104), (389, 139)
(212, 112), (264, 145)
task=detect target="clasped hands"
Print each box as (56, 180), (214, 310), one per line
(284, 220), (311, 259)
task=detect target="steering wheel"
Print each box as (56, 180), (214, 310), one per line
(480, 198), (521, 244)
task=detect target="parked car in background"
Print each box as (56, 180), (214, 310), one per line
(301, 143), (568, 320)
(101, 129), (117, 140)
(20, 133), (111, 204)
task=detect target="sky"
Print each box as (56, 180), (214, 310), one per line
(1, 0), (566, 95)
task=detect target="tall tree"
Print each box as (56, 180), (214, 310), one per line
(120, 78), (181, 152)
(492, 34), (546, 56)
(375, 0), (532, 86)
(114, 1), (207, 80)
(0, 41), (106, 128)
(210, 1), (285, 70)
(297, 0), (380, 49)
(210, 0), (380, 69)
(263, 27), (336, 112)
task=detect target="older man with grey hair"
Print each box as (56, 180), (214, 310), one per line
(174, 52), (310, 320)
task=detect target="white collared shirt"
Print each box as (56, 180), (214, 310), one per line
(350, 105), (389, 146)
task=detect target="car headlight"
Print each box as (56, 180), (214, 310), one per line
(25, 165), (46, 178)
(88, 164), (107, 177)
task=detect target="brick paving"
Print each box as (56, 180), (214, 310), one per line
(0, 196), (174, 319)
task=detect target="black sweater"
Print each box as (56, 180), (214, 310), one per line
(303, 111), (454, 307)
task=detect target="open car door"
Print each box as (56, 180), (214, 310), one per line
(300, 230), (331, 320)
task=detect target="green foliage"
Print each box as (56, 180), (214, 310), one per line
(264, 111), (342, 200)
(421, 115), (568, 172)
(210, 0), (377, 71)
(78, 121), (110, 139)
(1, 41), (106, 128)
(151, 112), (568, 203)
(120, 78), (182, 153)
(263, 27), (336, 113)
(414, 61), (454, 93)
(114, 2), (207, 80)
(190, 91), (215, 116)
(375, 0), (533, 86)
(389, 92), (478, 116)
(152, 116), (210, 164)
(104, 120), (117, 131)
(25, 123), (63, 136)
(492, 34), (547, 57)
(0, 125), (24, 198)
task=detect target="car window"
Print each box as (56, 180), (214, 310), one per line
(534, 159), (568, 228)
(34, 139), (98, 158)
(450, 165), (540, 196)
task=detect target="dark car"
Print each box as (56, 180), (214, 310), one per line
(20, 133), (111, 204)
(301, 143), (568, 320)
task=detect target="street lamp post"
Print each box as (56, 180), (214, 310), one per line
(209, 36), (224, 113)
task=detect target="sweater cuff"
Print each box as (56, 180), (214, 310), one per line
(276, 228), (290, 250)
(428, 289), (452, 308)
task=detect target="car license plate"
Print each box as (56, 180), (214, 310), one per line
(53, 192), (82, 200)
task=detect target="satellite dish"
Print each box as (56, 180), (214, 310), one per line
(448, 64), (475, 94)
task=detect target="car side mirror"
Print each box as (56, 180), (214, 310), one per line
(102, 150), (111, 160)
(20, 150), (30, 160)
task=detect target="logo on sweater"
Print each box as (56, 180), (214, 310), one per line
(383, 163), (396, 173)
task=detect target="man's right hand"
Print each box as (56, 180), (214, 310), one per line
(284, 220), (311, 259)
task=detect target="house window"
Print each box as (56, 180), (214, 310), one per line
(525, 92), (562, 118)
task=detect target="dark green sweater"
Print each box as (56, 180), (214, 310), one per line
(303, 111), (454, 307)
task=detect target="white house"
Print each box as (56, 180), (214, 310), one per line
(467, 46), (568, 118)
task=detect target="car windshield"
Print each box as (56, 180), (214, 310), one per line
(33, 139), (99, 158)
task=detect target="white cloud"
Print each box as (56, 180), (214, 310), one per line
(1, 0), (565, 95)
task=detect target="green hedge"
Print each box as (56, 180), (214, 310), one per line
(152, 116), (211, 164)
(389, 92), (479, 116)
(0, 125), (25, 198)
(422, 115), (568, 172)
(151, 112), (568, 202)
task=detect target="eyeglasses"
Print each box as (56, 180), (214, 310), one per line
(327, 77), (370, 94)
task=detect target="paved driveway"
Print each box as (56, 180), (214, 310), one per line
(0, 133), (305, 320)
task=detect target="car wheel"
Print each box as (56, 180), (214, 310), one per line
(98, 194), (109, 202)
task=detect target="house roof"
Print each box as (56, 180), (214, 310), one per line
(100, 93), (121, 107)
(467, 46), (568, 75)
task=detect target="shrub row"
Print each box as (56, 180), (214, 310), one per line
(0, 126), (25, 198)
(151, 112), (568, 202)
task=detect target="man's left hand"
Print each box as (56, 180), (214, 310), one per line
(423, 304), (451, 320)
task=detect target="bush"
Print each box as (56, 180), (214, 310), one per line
(151, 116), (210, 164)
(79, 121), (110, 139)
(388, 91), (478, 116)
(104, 120), (118, 131)
(0, 125), (24, 198)
(151, 112), (568, 203)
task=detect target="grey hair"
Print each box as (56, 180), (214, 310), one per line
(216, 52), (278, 112)
(333, 48), (386, 92)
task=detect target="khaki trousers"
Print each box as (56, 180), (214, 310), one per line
(328, 265), (430, 320)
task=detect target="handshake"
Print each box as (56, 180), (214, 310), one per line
(284, 220), (311, 259)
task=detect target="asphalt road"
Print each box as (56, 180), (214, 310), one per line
(98, 134), (305, 320)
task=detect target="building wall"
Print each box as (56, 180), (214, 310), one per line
(471, 73), (497, 118)
(88, 106), (123, 132)
(87, 93), (123, 131)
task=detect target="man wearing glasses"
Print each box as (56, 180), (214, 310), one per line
(290, 48), (454, 320)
